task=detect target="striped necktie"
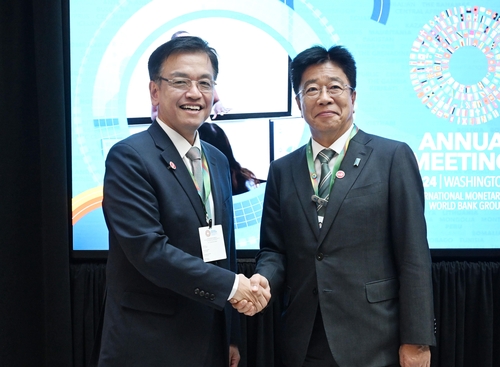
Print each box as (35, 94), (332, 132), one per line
(316, 148), (335, 217)
(186, 146), (204, 199)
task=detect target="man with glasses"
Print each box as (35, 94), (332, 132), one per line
(98, 36), (270, 367)
(244, 45), (436, 366)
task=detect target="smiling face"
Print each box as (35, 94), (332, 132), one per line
(296, 61), (356, 147)
(149, 52), (215, 144)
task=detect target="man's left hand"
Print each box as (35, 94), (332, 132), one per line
(229, 344), (240, 367)
(399, 344), (430, 367)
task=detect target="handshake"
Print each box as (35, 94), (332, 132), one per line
(229, 273), (271, 316)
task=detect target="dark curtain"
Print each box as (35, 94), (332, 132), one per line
(70, 263), (107, 367)
(1, 0), (72, 366)
(431, 261), (500, 367)
(71, 260), (500, 367)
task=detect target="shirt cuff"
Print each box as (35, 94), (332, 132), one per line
(227, 274), (239, 300)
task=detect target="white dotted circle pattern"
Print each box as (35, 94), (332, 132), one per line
(410, 5), (500, 125)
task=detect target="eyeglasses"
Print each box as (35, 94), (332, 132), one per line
(158, 77), (216, 93)
(297, 83), (354, 99)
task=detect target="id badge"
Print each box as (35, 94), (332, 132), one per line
(199, 224), (227, 262)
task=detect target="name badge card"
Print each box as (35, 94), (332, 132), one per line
(199, 224), (227, 262)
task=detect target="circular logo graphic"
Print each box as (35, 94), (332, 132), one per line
(409, 6), (500, 125)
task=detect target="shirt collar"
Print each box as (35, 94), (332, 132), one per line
(156, 118), (201, 157)
(311, 123), (354, 160)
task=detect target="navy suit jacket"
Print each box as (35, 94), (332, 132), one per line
(99, 121), (239, 367)
(256, 129), (436, 367)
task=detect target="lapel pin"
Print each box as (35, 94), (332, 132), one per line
(354, 158), (361, 167)
(168, 161), (177, 170)
(336, 170), (345, 179)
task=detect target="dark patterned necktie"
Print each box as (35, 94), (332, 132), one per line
(316, 148), (335, 217)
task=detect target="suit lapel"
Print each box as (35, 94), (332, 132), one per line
(291, 146), (322, 240)
(319, 130), (373, 244)
(148, 122), (207, 225)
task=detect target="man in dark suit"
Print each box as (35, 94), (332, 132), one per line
(248, 45), (436, 366)
(98, 36), (269, 367)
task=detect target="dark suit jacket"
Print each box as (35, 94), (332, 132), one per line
(256, 129), (436, 367)
(99, 121), (239, 367)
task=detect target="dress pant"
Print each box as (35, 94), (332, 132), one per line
(302, 307), (339, 367)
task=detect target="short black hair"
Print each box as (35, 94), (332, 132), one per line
(148, 36), (219, 81)
(290, 45), (357, 95)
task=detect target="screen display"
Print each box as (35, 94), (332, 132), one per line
(71, 0), (500, 256)
(124, 18), (291, 120)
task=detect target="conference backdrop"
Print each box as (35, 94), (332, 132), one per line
(70, 0), (500, 254)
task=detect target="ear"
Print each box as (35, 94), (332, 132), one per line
(149, 80), (160, 106)
(295, 95), (303, 116)
(351, 89), (357, 106)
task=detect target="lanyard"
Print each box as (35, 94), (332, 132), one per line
(306, 125), (359, 195)
(200, 152), (211, 205)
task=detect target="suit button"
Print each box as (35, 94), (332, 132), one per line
(199, 290), (205, 297)
(312, 288), (318, 295)
(210, 294), (216, 301)
(316, 253), (324, 261)
(194, 288), (200, 295)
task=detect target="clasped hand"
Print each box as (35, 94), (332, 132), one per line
(229, 274), (271, 316)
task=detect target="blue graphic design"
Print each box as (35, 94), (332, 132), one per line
(371, 0), (390, 24)
(70, 1), (500, 253)
(279, 0), (294, 10)
(233, 185), (266, 249)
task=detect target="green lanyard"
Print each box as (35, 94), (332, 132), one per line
(306, 125), (359, 195)
(201, 152), (212, 224)
(200, 152), (211, 204)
